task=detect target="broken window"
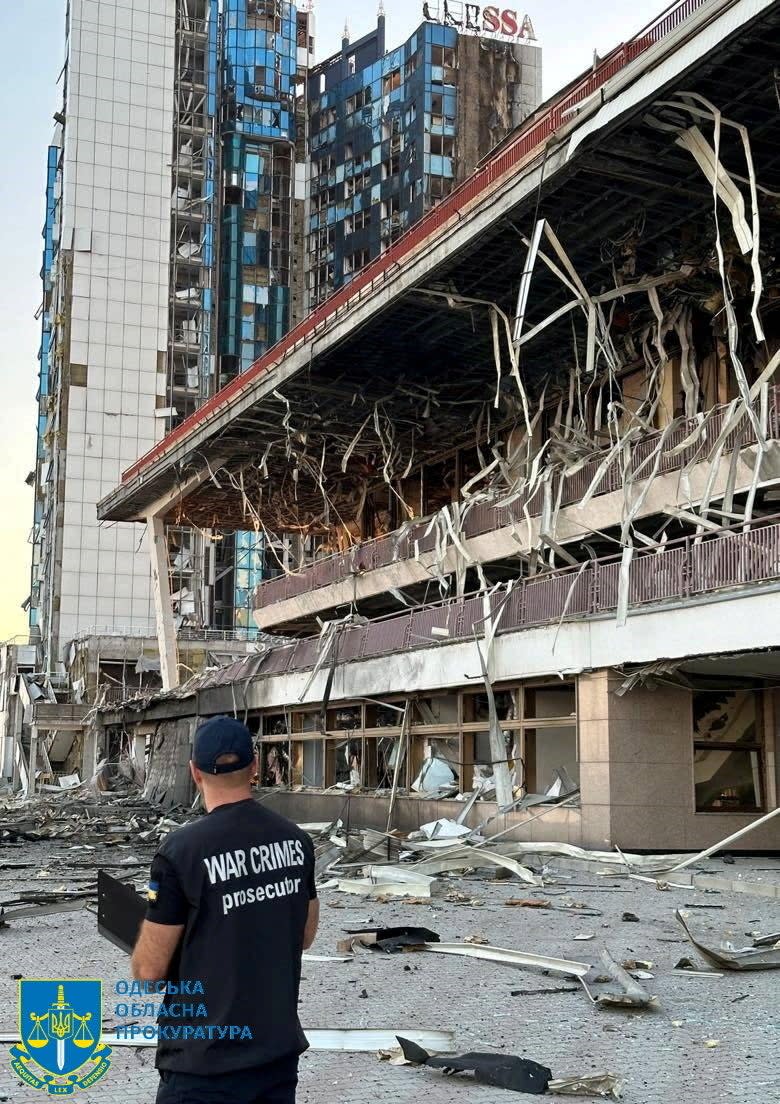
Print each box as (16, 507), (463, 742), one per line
(345, 208), (371, 234)
(429, 134), (455, 158)
(524, 684), (576, 721)
(412, 695), (458, 726)
(693, 690), (764, 812)
(371, 736), (403, 789)
(382, 68), (401, 95)
(365, 701), (404, 728)
(430, 92), (443, 126)
(431, 44), (456, 68)
(327, 737), (362, 786)
(261, 742), (290, 786)
(413, 736), (460, 794)
(520, 683), (578, 795)
(301, 738), (324, 787)
(344, 248), (371, 275)
(326, 706), (361, 732)
(463, 690), (516, 723)
(522, 727), (578, 795)
(363, 702), (405, 788)
(428, 174), (453, 202)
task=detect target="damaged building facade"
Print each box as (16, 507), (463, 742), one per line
(306, 12), (541, 305)
(21, 0), (779, 853)
(23, 0), (541, 698)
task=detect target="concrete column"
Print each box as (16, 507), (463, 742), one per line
(606, 676), (692, 849)
(764, 689), (777, 811)
(579, 672), (780, 852)
(147, 515), (179, 691)
(577, 670), (612, 847)
(0, 697), (18, 780)
(27, 725), (39, 797)
(13, 735), (27, 793)
(132, 733), (147, 784)
(81, 720), (99, 783)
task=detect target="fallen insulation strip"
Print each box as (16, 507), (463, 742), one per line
(329, 872), (439, 898)
(0, 899), (87, 922)
(302, 953), (353, 962)
(387, 1042), (622, 1099)
(419, 942), (654, 1009)
(580, 950), (656, 1010)
(631, 871), (780, 899)
(466, 841), (688, 873)
(666, 806), (780, 872)
(409, 847), (541, 886)
(419, 941), (591, 978)
(338, 926), (441, 954)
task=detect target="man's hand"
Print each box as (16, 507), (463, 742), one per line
(131, 919), (184, 981)
(303, 899), (319, 950)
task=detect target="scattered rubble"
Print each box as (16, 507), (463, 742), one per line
(1, 793), (777, 1101)
(676, 909), (780, 971)
(0, 789), (190, 848)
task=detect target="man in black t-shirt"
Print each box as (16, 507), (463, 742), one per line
(131, 716), (319, 1104)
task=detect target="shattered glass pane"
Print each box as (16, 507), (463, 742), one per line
(524, 726), (578, 794)
(693, 690), (763, 811)
(693, 690), (757, 744)
(694, 747), (762, 812)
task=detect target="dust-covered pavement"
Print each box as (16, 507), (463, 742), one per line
(0, 832), (778, 1104)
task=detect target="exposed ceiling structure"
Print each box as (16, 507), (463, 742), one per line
(98, 1), (780, 540)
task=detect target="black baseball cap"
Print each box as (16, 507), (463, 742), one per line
(193, 716), (255, 775)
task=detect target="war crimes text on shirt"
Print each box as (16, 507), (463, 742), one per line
(202, 838), (307, 885)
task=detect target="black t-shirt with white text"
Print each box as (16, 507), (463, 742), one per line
(145, 798), (316, 1074)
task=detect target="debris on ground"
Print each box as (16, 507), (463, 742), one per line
(580, 951), (656, 1010)
(0, 788), (190, 847)
(395, 1038), (623, 1098)
(3, 794), (779, 1102)
(547, 1072), (623, 1099)
(337, 927), (441, 954)
(676, 909), (780, 971)
(396, 1036), (553, 1094)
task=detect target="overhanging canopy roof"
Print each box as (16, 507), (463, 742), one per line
(97, 0), (780, 531)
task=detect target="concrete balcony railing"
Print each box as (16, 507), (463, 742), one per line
(253, 391), (780, 613)
(73, 625), (260, 644)
(250, 515), (780, 678)
(31, 701), (88, 731)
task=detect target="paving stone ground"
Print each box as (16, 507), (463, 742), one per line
(0, 835), (778, 1103)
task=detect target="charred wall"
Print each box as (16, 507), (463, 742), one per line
(144, 717), (196, 809)
(456, 38), (541, 180)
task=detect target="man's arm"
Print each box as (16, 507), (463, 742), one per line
(131, 920), (185, 981)
(303, 899), (319, 950)
(133, 852), (188, 980)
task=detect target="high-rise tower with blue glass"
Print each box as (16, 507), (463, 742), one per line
(307, 13), (541, 307)
(28, 0), (537, 661)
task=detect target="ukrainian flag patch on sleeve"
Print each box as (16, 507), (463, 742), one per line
(147, 880), (159, 903)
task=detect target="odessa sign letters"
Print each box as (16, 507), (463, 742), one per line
(423, 1), (537, 42)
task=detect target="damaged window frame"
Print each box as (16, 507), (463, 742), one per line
(254, 681), (578, 801)
(692, 687), (766, 815)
